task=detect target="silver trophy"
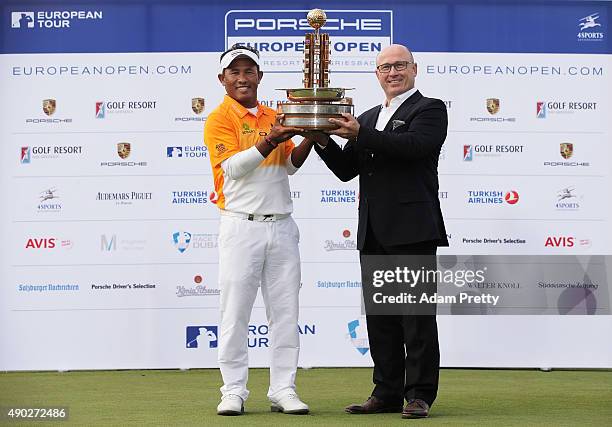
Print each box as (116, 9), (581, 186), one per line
(277, 9), (354, 130)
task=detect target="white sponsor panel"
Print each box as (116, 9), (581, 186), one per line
(1, 38), (611, 371)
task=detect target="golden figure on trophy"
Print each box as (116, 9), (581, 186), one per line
(277, 9), (354, 130)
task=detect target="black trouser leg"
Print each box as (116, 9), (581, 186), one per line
(360, 221), (439, 406)
(402, 314), (440, 406)
(366, 314), (405, 405)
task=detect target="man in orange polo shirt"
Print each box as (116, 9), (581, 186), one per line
(204, 44), (314, 416)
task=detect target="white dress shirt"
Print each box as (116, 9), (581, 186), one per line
(375, 87), (417, 131)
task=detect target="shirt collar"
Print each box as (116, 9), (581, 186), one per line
(381, 87), (417, 109)
(223, 95), (271, 118)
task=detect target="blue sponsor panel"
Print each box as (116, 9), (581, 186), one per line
(453, 4), (608, 54)
(149, 3), (227, 53)
(1, 1), (609, 54)
(226, 10), (392, 73)
(3, 4), (149, 53)
(225, 10), (392, 38)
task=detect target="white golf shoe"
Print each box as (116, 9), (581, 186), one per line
(270, 393), (309, 415)
(217, 394), (244, 416)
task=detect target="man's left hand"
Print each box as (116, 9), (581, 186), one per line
(299, 130), (329, 146)
(328, 113), (360, 140)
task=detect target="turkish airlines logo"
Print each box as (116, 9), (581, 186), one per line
(504, 191), (519, 205)
(209, 191), (218, 204)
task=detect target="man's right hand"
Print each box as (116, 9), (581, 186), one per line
(255, 114), (301, 157)
(267, 114), (302, 144)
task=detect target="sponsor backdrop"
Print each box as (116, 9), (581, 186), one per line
(1, 0), (611, 370)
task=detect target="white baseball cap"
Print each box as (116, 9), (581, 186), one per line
(219, 45), (260, 73)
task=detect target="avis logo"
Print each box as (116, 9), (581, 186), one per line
(545, 236), (591, 248)
(186, 326), (218, 348)
(545, 236), (574, 247)
(25, 237), (73, 249)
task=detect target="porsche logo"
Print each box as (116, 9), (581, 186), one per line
(486, 98), (500, 115)
(117, 142), (131, 159)
(560, 143), (573, 159)
(43, 99), (56, 116)
(192, 98), (205, 115)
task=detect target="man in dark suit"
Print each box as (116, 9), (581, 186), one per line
(313, 44), (448, 419)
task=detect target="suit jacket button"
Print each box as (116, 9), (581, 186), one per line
(368, 172), (373, 176)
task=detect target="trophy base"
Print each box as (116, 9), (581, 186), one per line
(278, 102), (354, 130)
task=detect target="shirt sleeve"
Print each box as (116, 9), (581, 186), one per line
(204, 111), (240, 167)
(284, 138), (295, 160)
(221, 146), (265, 180)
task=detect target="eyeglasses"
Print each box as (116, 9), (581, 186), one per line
(376, 61), (413, 73)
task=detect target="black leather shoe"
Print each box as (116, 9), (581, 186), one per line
(345, 396), (403, 414)
(402, 399), (430, 418)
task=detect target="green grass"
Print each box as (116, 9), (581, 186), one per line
(1, 368), (611, 426)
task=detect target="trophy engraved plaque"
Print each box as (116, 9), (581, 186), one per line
(277, 9), (354, 130)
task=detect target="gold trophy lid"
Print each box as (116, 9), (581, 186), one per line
(307, 9), (327, 30)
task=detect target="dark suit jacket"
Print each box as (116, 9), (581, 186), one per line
(315, 90), (449, 250)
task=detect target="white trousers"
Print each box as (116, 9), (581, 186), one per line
(217, 214), (301, 401)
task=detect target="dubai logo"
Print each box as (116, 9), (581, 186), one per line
(191, 98), (205, 115)
(560, 143), (573, 159)
(173, 231), (192, 253)
(347, 318), (369, 355)
(42, 99), (56, 116)
(486, 98), (500, 115)
(117, 142), (131, 159)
